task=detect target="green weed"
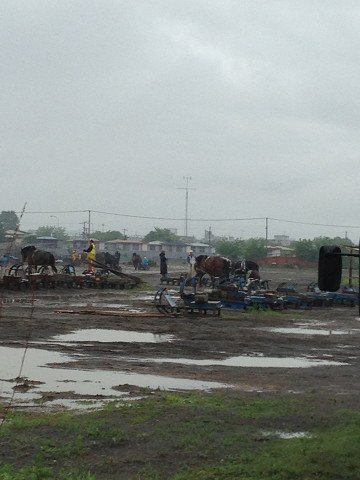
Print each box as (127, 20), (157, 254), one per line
(171, 412), (360, 479)
(0, 465), (95, 480)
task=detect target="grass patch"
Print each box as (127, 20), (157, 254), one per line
(342, 275), (359, 287)
(173, 418), (360, 479)
(0, 464), (95, 479)
(0, 392), (358, 479)
(134, 282), (153, 291)
(245, 306), (285, 316)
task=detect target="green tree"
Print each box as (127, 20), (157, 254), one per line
(293, 239), (318, 261)
(214, 239), (245, 260)
(91, 230), (125, 242)
(214, 237), (267, 260)
(35, 226), (69, 241)
(0, 211), (19, 231)
(23, 233), (37, 244)
(243, 238), (267, 259)
(294, 236), (351, 262)
(0, 223), (5, 242)
(143, 228), (182, 244)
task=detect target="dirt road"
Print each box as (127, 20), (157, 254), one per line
(0, 265), (359, 410)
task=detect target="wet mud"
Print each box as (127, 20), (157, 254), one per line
(0, 265), (359, 410)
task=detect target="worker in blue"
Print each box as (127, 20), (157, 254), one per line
(142, 256), (150, 270)
(0, 254), (9, 267)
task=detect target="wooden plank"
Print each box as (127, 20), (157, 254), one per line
(91, 259), (142, 284)
(54, 309), (164, 318)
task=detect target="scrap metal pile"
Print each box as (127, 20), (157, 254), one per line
(0, 262), (140, 291)
(211, 276), (358, 310)
(155, 272), (358, 314)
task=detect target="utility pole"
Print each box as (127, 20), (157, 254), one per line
(265, 217), (269, 257)
(177, 176), (195, 238)
(80, 222), (87, 238)
(88, 210), (91, 239)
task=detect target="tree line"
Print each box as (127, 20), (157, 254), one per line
(0, 212), (355, 264)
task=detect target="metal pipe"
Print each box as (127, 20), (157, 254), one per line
(88, 210), (91, 239)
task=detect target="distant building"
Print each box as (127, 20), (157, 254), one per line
(259, 255), (315, 267)
(270, 235), (291, 247)
(104, 239), (146, 259)
(146, 241), (186, 260)
(203, 229), (214, 245)
(36, 236), (59, 250)
(4, 229), (27, 246)
(267, 245), (294, 257)
(188, 242), (215, 256)
(145, 241), (214, 260)
(37, 236), (70, 258)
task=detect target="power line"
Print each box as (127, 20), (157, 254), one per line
(22, 209), (267, 223)
(268, 217), (360, 229)
(18, 210), (88, 214)
(92, 210), (185, 221)
(15, 209), (360, 230)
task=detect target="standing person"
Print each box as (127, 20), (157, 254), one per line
(71, 250), (78, 264)
(159, 251), (168, 276)
(83, 239), (96, 273)
(132, 252), (141, 270)
(0, 254), (9, 274)
(114, 250), (121, 268)
(187, 250), (196, 277)
(142, 256), (150, 270)
(0, 254), (9, 267)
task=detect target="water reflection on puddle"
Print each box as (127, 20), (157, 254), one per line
(137, 355), (347, 368)
(46, 397), (144, 411)
(64, 303), (147, 314)
(51, 329), (174, 343)
(68, 303), (131, 309)
(266, 327), (359, 336)
(133, 295), (155, 301)
(0, 347), (227, 407)
(261, 430), (311, 439)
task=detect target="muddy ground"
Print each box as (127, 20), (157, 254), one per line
(0, 264), (359, 410)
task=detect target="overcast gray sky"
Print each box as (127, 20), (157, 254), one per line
(1, 0), (360, 241)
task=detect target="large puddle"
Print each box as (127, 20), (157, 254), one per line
(0, 318), (350, 411)
(0, 346), (228, 408)
(50, 329), (174, 344)
(135, 355), (347, 368)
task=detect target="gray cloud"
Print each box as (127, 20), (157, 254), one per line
(1, 0), (360, 240)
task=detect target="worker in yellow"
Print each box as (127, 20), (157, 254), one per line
(71, 250), (78, 264)
(83, 239), (96, 273)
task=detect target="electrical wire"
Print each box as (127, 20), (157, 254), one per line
(16, 209), (360, 230)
